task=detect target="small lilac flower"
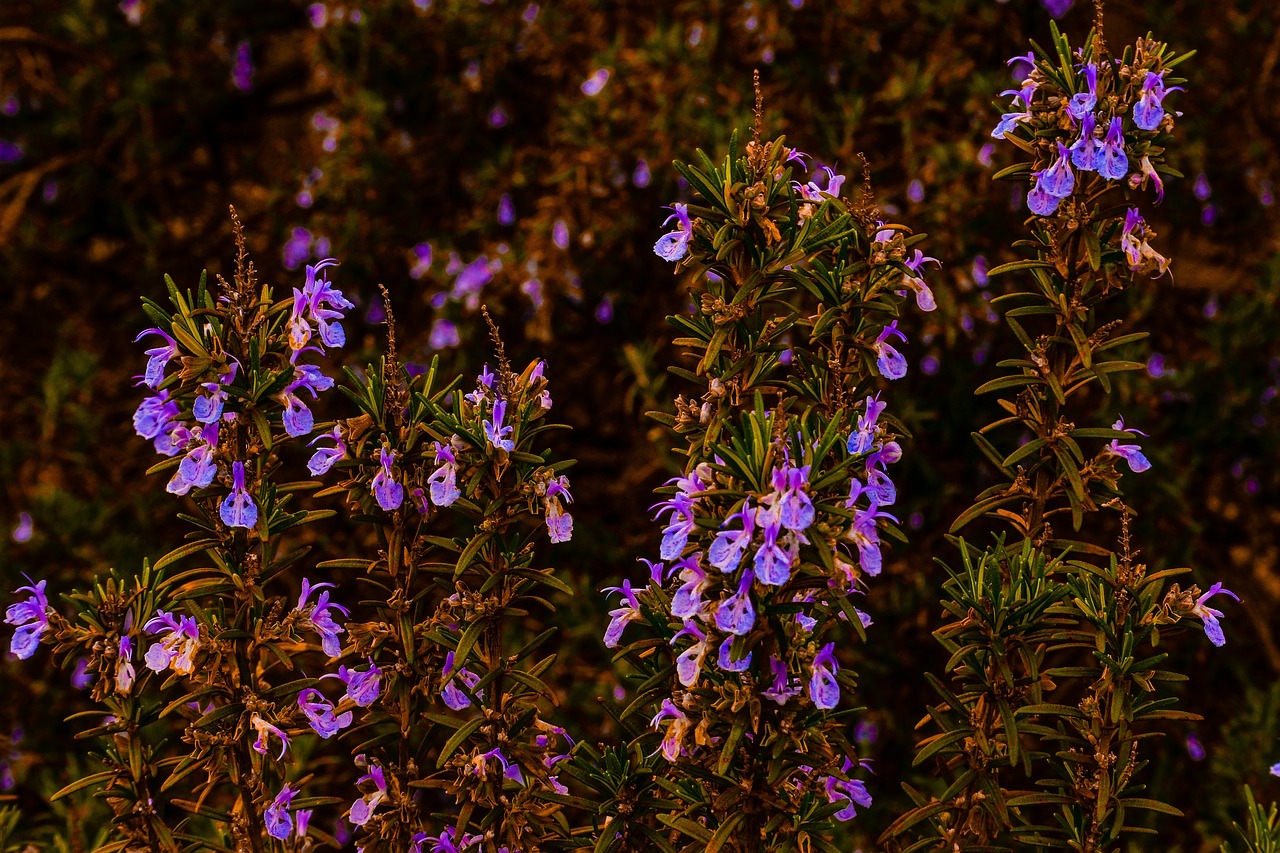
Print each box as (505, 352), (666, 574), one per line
(847, 501), (890, 576)
(825, 770), (872, 821)
(1271, 762), (1280, 777)
(1097, 117), (1128, 181)
(440, 650), (484, 710)
(265, 783), (298, 839)
(1040, 0), (1073, 17)
(797, 165), (846, 201)
(651, 699), (690, 762)
(1191, 582), (1238, 647)
(633, 159), (651, 187)
(1040, 141), (1076, 198)
(297, 578), (349, 657)
(283, 227), (313, 271)
(298, 688), (353, 738)
(848, 394), (887, 455)
(0, 141), (23, 164)
(763, 655), (802, 705)
(250, 712), (290, 760)
(371, 447), (404, 511)
(654, 203), (692, 262)
(326, 660), (382, 707)
(717, 637), (752, 672)
(71, 657), (92, 689)
(308, 3), (327, 27)
(1133, 70), (1181, 131)
(715, 570), (757, 636)
(581, 68), (610, 96)
(991, 81), (1034, 140)
(308, 425), (346, 476)
(143, 610), (201, 675)
(603, 579), (642, 648)
(872, 321), (908, 380)
(1108, 417), (1151, 473)
(1067, 63), (1097, 120)
(409, 242), (433, 279)
(809, 643), (839, 709)
(544, 475), (574, 543)
(429, 318), (461, 349)
(427, 441), (461, 506)
(231, 41), (254, 93)
(497, 194), (516, 226)
(902, 249), (939, 311)
(673, 620), (709, 687)
(219, 461), (258, 529)
(12, 512), (32, 543)
(133, 389), (180, 444)
(670, 555), (710, 619)
(115, 635), (136, 693)
(471, 748), (525, 785)
(1186, 732), (1206, 761)
(709, 500), (756, 572)
(1069, 112), (1101, 171)
(1027, 179), (1062, 216)
(6, 576), (51, 660)
(350, 763), (388, 826)
(552, 218), (570, 250)
(1194, 173), (1211, 201)
(484, 399), (515, 453)
(135, 328), (178, 388)
(1132, 154), (1165, 202)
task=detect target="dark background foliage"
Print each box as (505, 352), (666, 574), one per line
(1, 0), (1277, 848)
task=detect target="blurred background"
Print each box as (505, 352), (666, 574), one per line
(1, 0), (1277, 848)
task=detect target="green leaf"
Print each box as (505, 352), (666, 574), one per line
(436, 717), (485, 769)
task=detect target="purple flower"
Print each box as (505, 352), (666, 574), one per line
(429, 318), (461, 349)
(484, 399), (515, 453)
(250, 712), (290, 760)
(717, 636), (752, 672)
(297, 578), (349, 657)
(825, 768), (872, 821)
(471, 748), (525, 785)
(873, 321), (908, 380)
(427, 441), (461, 506)
(1067, 63), (1097, 120)
(350, 763), (388, 826)
(1069, 112), (1101, 171)
(847, 501), (892, 576)
(809, 643), (839, 709)
(220, 461), (258, 529)
(265, 783), (298, 839)
(1271, 762), (1280, 777)
(440, 650), (484, 710)
(633, 159), (651, 188)
(133, 389), (180, 445)
(654, 203), (692, 262)
(1097, 117), (1128, 181)
(283, 227), (313, 271)
(1040, 0), (1073, 17)
(1131, 155), (1165, 202)
(167, 423), (219, 496)
(552, 219), (570, 250)
(307, 3), (327, 27)
(1133, 71), (1180, 131)
(298, 688), (353, 738)
(6, 576), (51, 660)
(1027, 180), (1062, 216)
(143, 610), (201, 675)
(12, 512), (33, 544)
(326, 660), (382, 707)
(544, 475), (574, 543)
(902, 249), (939, 311)
(410, 242), (433, 279)
(848, 394), (887, 456)
(796, 165), (846, 201)
(709, 500), (756, 572)
(651, 699), (690, 762)
(715, 569), (756, 635)
(673, 620), (709, 687)
(1191, 582), (1238, 647)
(763, 655), (802, 705)
(307, 425), (346, 476)
(372, 447), (404, 511)
(1108, 417), (1151, 473)
(231, 41), (254, 93)
(670, 554), (709, 619)
(0, 141), (23, 164)
(581, 68), (610, 96)
(603, 579), (642, 648)
(991, 81), (1034, 140)
(135, 328), (178, 388)
(115, 635), (136, 693)
(497, 193), (516, 226)
(1039, 141), (1076, 198)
